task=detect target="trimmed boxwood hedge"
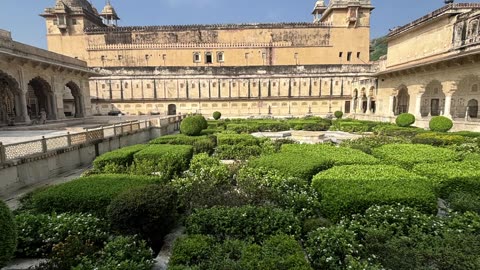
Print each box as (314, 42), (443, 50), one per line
(412, 132), (465, 146)
(216, 133), (261, 146)
(93, 144), (147, 171)
(26, 174), (160, 215)
(395, 113), (416, 127)
(0, 200), (16, 268)
(312, 165), (437, 220)
(372, 144), (459, 169)
(281, 144), (379, 166)
(186, 206), (301, 243)
(149, 134), (216, 154)
(429, 116), (453, 132)
(413, 161), (480, 198)
(134, 144), (194, 176)
(180, 115), (207, 136)
(249, 152), (334, 181)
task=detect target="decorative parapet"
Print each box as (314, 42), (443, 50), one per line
(389, 3), (480, 38)
(87, 42), (295, 51)
(84, 22), (332, 34)
(0, 115), (185, 164)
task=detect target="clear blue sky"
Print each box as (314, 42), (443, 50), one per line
(0, 0), (478, 49)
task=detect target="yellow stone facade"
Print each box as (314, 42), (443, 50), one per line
(0, 29), (92, 126)
(356, 3), (480, 131)
(42, 0), (377, 117)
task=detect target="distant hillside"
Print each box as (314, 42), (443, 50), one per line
(370, 36), (388, 61)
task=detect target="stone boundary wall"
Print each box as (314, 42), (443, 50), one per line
(0, 114), (185, 197)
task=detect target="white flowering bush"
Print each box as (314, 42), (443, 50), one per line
(306, 205), (480, 270)
(185, 206), (301, 243)
(15, 213), (108, 258)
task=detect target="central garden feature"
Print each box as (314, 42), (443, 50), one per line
(2, 114), (480, 270)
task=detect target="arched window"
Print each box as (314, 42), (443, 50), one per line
(217, 52), (225, 63)
(468, 19), (479, 38)
(193, 52), (201, 63)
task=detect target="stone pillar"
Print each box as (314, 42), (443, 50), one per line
(366, 96), (372, 114)
(415, 92), (424, 118)
(18, 91), (30, 123)
(350, 98), (355, 113)
(444, 95), (453, 119)
(388, 95), (395, 116)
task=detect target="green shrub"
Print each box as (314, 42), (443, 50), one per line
(429, 116), (453, 132)
(186, 206), (301, 243)
(214, 144), (263, 160)
(452, 131), (480, 138)
(107, 184), (179, 252)
(134, 144), (194, 178)
(172, 154), (234, 210)
(372, 144), (459, 169)
(194, 115), (209, 129)
(331, 119), (385, 133)
(236, 167), (320, 220)
(150, 134), (216, 154)
(26, 174), (160, 215)
(373, 125), (426, 138)
(412, 132), (465, 146)
(334, 111), (344, 119)
(181, 116), (206, 136)
(249, 152), (333, 181)
(15, 213), (108, 258)
(312, 165), (437, 220)
(93, 144), (147, 172)
(170, 235), (312, 270)
(396, 113), (416, 127)
(340, 136), (409, 154)
(306, 205), (480, 270)
(281, 144), (379, 166)
(0, 200), (16, 268)
(76, 236), (154, 270)
(213, 111), (222, 120)
(217, 133), (260, 146)
(412, 161), (480, 199)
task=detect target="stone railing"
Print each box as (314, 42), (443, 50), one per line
(0, 115), (185, 164)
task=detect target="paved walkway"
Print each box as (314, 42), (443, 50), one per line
(1, 165), (90, 211)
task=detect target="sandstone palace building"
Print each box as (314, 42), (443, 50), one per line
(41, 0), (480, 130)
(42, 0), (377, 117)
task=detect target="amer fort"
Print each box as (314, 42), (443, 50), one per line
(3, 0), (480, 269)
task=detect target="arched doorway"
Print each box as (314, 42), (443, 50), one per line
(453, 76), (480, 118)
(64, 82), (84, 118)
(168, 104), (177, 115)
(422, 81), (445, 117)
(27, 77), (56, 121)
(468, 99), (478, 118)
(395, 87), (410, 115)
(0, 71), (22, 125)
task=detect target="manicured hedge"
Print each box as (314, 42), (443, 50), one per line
(331, 119), (387, 133)
(396, 113), (416, 127)
(214, 144), (263, 160)
(0, 200), (16, 268)
(169, 234), (312, 270)
(312, 165), (437, 220)
(373, 125), (427, 138)
(15, 212), (108, 258)
(372, 144), (459, 169)
(186, 206), (301, 243)
(134, 144), (194, 177)
(412, 132), (465, 146)
(180, 115), (206, 136)
(413, 161), (480, 198)
(281, 144), (379, 166)
(216, 133), (261, 146)
(93, 144), (147, 171)
(149, 134), (216, 154)
(430, 116), (453, 132)
(107, 184), (179, 252)
(212, 111), (222, 120)
(249, 152), (334, 181)
(26, 175), (160, 215)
